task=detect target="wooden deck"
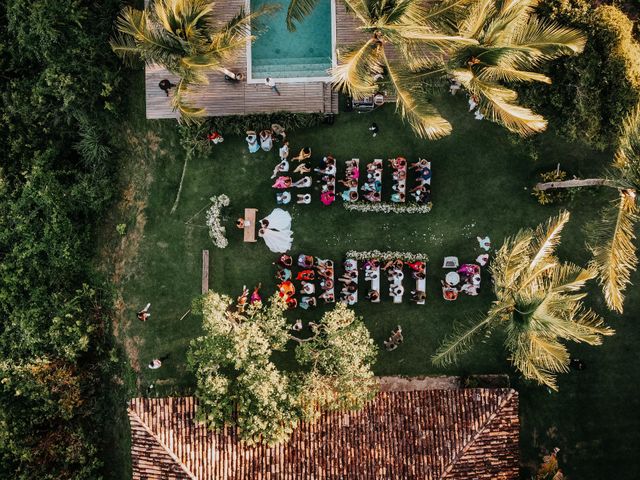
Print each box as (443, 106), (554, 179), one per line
(145, 0), (368, 119)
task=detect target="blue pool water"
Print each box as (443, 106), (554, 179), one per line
(250, 0), (333, 79)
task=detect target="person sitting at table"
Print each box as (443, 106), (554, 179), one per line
(276, 267), (291, 281)
(295, 193), (311, 204)
(236, 217), (245, 229)
(319, 291), (334, 303)
(341, 292), (356, 305)
(276, 191), (291, 205)
(298, 254), (314, 267)
(388, 269), (404, 282)
(363, 191), (380, 202)
(320, 190), (335, 206)
(382, 259), (404, 271)
(392, 181), (406, 192)
(365, 289), (380, 302)
(339, 178), (358, 188)
(271, 159), (289, 179)
(271, 123), (286, 142)
(296, 269), (315, 281)
(293, 162), (311, 174)
(412, 270), (426, 280)
(317, 258), (333, 268)
(390, 285), (404, 297)
(316, 157), (336, 176)
(393, 169), (407, 181)
(411, 290), (426, 302)
(286, 297), (298, 309)
(461, 283), (479, 296)
(260, 129), (273, 151)
(301, 281), (315, 295)
(292, 147), (311, 161)
(278, 280), (295, 299)
(292, 176), (312, 188)
(300, 296), (317, 310)
(391, 192), (405, 203)
(407, 260), (425, 272)
(320, 278), (334, 291)
(363, 258), (380, 270)
(410, 158), (429, 170)
(272, 176), (292, 189)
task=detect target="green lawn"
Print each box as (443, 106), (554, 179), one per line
(114, 90), (640, 478)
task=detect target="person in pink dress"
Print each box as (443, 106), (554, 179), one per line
(320, 190), (335, 205)
(272, 176), (292, 189)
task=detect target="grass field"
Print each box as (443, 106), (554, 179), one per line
(111, 84), (640, 478)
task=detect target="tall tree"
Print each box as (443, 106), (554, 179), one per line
(110, 0), (275, 120)
(294, 303), (378, 422)
(292, 0), (585, 138)
(432, 211), (614, 391)
(188, 291), (378, 445)
(535, 105), (640, 313)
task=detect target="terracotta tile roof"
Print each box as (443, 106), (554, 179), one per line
(129, 388), (519, 480)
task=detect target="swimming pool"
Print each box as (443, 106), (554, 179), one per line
(248, 0), (335, 82)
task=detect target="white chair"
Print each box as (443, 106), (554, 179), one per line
(442, 256), (459, 269)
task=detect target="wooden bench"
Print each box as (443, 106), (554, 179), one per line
(202, 250), (209, 294)
(243, 208), (258, 242)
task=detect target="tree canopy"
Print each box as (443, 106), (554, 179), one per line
(188, 292), (378, 445)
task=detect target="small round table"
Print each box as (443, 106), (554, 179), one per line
(445, 271), (460, 286)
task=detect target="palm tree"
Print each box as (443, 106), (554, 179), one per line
(432, 211), (614, 391)
(110, 0), (275, 121)
(440, 0), (586, 136)
(534, 106), (640, 313)
(319, 0), (585, 139)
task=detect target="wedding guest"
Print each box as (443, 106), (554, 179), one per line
(260, 130), (273, 151)
(365, 290), (380, 302)
(369, 122), (379, 137)
(297, 193), (311, 204)
(272, 176), (292, 189)
(292, 176), (312, 188)
(292, 319), (303, 331)
(250, 283), (262, 304)
(137, 303), (151, 322)
(245, 131), (259, 153)
(279, 141), (290, 160)
(148, 354), (169, 369)
(292, 147), (311, 161)
(271, 159), (289, 179)
(300, 296), (317, 310)
(271, 123), (286, 141)
(276, 191), (291, 205)
(293, 162), (311, 174)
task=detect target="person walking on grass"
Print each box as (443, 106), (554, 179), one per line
(265, 77), (280, 96)
(369, 122), (379, 137)
(148, 354), (170, 369)
(137, 303), (151, 322)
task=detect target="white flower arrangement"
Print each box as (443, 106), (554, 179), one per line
(345, 250), (429, 262)
(206, 194), (230, 249)
(343, 201), (432, 214)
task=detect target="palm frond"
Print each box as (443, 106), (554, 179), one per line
(384, 57), (452, 139)
(332, 39), (382, 98)
(511, 17), (586, 63)
(528, 210), (570, 271)
(458, 0), (495, 39)
(588, 192), (639, 313)
(475, 63), (551, 83)
(432, 310), (501, 366)
(613, 104), (640, 189)
(171, 80), (206, 124)
(469, 78), (547, 136)
(286, 0), (320, 31)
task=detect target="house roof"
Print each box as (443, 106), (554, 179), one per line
(128, 386), (519, 480)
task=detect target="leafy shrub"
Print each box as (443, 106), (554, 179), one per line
(205, 111), (326, 136)
(521, 1), (640, 150)
(532, 169), (575, 205)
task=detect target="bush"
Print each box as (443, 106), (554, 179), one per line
(521, 1), (640, 150)
(205, 111), (326, 136)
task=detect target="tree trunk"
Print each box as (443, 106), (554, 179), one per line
(534, 178), (617, 191)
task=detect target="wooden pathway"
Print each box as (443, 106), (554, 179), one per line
(145, 0), (370, 119)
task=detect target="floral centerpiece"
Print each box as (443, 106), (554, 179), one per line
(344, 202), (432, 214)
